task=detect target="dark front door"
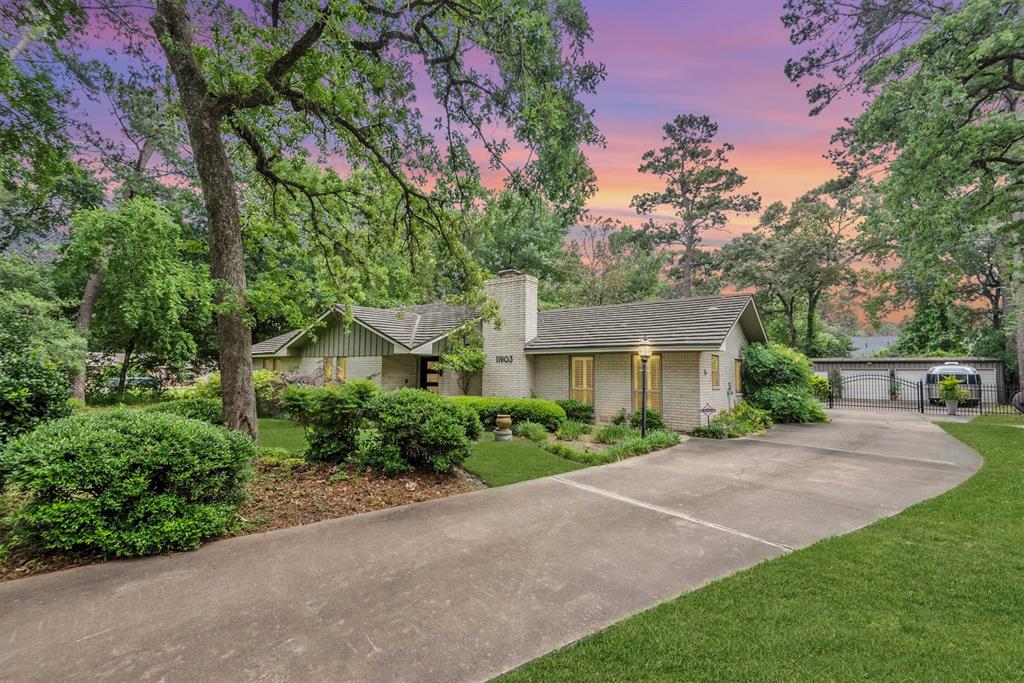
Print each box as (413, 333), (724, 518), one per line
(420, 356), (441, 393)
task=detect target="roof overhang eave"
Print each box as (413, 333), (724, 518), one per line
(525, 344), (722, 355)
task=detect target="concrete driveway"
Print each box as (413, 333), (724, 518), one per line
(0, 410), (979, 682)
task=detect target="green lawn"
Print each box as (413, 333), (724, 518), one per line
(257, 418), (306, 454)
(501, 419), (1023, 681)
(463, 433), (583, 487)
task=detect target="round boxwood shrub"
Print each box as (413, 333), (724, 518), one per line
(368, 389), (480, 474)
(0, 348), (71, 445)
(143, 396), (223, 425)
(0, 410), (256, 557)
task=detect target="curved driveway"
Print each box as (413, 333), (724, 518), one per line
(0, 410), (979, 682)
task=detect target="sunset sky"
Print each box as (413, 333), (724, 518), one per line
(574, 1), (861, 245)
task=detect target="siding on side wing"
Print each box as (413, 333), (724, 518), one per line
(301, 317), (393, 358)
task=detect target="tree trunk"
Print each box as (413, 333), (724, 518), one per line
(117, 338), (136, 394)
(152, 2), (257, 439)
(681, 226), (696, 298)
(1014, 245), (1024, 396)
(805, 289), (821, 355)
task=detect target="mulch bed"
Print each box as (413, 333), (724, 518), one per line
(0, 461), (483, 582)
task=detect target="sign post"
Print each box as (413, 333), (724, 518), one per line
(701, 403), (716, 427)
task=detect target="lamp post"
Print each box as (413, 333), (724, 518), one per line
(638, 338), (653, 438)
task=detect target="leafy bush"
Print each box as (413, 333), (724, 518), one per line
(938, 375), (969, 402)
(555, 399), (594, 424)
(513, 421), (549, 443)
(0, 348), (71, 446)
(810, 374), (830, 401)
(143, 397), (223, 425)
(450, 396), (566, 431)
(742, 343), (829, 424)
(690, 402), (773, 439)
(612, 408), (665, 431)
(594, 424), (640, 444)
(556, 420), (590, 440)
(0, 410), (255, 557)
(369, 389), (479, 474)
(351, 427), (410, 476)
(281, 381), (379, 463)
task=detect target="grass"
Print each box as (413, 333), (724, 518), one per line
(501, 418), (1024, 681)
(257, 418), (306, 454)
(462, 433), (583, 487)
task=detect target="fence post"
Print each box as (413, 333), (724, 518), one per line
(828, 383), (834, 409)
(917, 381), (924, 413)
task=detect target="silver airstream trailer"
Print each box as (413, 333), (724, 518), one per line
(926, 362), (982, 405)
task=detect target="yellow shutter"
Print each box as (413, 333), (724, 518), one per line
(336, 357), (346, 381)
(735, 360), (742, 393)
(711, 355), (720, 389)
(632, 354), (662, 411)
(570, 356), (594, 404)
(323, 357), (334, 381)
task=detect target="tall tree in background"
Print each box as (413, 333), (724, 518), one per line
(785, 0), (1023, 392)
(631, 114), (760, 297)
(147, 0), (604, 437)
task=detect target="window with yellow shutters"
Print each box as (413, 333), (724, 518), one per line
(570, 356), (594, 404)
(711, 354), (720, 389)
(632, 354), (662, 412)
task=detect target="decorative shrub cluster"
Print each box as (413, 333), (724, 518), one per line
(281, 379), (379, 463)
(0, 410), (255, 556)
(938, 375), (969, 402)
(810, 374), (830, 401)
(143, 396), (223, 425)
(361, 389), (482, 474)
(0, 348), (71, 445)
(513, 421), (549, 443)
(542, 429), (679, 466)
(556, 420), (590, 440)
(741, 342), (828, 423)
(594, 424), (640, 444)
(555, 399), (594, 424)
(690, 402), (773, 439)
(612, 408), (665, 431)
(449, 396), (566, 431)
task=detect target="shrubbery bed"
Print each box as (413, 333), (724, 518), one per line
(450, 396), (566, 431)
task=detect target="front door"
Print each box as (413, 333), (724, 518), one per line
(420, 356), (441, 393)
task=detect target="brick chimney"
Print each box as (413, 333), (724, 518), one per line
(482, 270), (537, 397)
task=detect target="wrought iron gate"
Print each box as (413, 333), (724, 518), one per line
(826, 370), (1021, 415)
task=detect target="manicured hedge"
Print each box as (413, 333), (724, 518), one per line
(0, 410), (255, 556)
(281, 379), (379, 463)
(361, 389), (482, 474)
(143, 396), (223, 425)
(0, 348), (71, 445)
(555, 399), (594, 424)
(450, 396), (566, 431)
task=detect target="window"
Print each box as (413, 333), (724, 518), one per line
(323, 356), (334, 380)
(323, 357), (346, 382)
(711, 354), (720, 389)
(632, 354), (662, 412)
(570, 356), (594, 404)
(734, 359), (742, 393)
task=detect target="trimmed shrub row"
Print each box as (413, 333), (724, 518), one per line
(0, 410), (256, 557)
(143, 396), (224, 425)
(555, 399), (594, 424)
(449, 396), (566, 431)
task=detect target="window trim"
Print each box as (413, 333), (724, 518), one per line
(569, 355), (595, 405)
(711, 354), (720, 390)
(631, 353), (662, 412)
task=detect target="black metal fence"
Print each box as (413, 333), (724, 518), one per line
(825, 373), (1023, 415)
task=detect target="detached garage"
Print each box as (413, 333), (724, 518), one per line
(812, 357), (1006, 394)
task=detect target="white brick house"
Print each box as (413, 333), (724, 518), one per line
(253, 270), (767, 430)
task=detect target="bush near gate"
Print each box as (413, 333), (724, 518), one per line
(742, 343), (827, 424)
(0, 410), (255, 557)
(451, 396), (565, 431)
(810, 375), (830, 402)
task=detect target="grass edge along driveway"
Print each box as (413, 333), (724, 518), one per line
(463, 433), (584, 486)
(500, 418), (1022, 682)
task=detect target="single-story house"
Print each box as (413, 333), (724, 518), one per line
(253, 270), (767, 430)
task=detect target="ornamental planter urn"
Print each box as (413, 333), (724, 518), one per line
(946, 399), (959, 416)
(495, 414), (513, 441)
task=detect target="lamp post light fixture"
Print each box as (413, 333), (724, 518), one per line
(638, 338), (653, 438)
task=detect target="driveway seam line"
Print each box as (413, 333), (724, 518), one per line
(741, 438), (968, 469)
(551, 476), (794, 552)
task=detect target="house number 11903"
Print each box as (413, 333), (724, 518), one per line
(495, 355), (514, 363)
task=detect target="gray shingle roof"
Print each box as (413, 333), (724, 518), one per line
(526, 295), (760, 350)
(343, 303), (471, 348)
(251, 329), (301, 355)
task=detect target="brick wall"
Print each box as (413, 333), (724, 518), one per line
(662, 351), (701, 430)
(698, 323), (748, 418)
(532, 354), (569, 400)
(593, 353), (632, 423)
(381, 355), (418, 391)
(482, 273), (537, 398)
